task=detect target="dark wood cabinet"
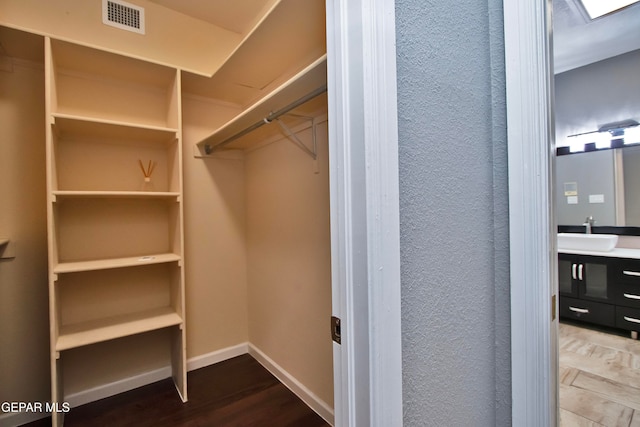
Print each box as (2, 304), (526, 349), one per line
(559, 253), (615, 327)
(559, 296), (615, 327)
(559, 254), (614, 303)
(612, 258), (640, 334)
(559, 254), (640, 336)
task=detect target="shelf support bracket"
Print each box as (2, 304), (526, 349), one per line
(273, 115), (318, 162)
(0, 238), (15, 260)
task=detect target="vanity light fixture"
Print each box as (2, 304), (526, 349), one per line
(565, 130), (611, 153)
(624, 126), (640, 145)
(579, 0), (640, 19)
(559, 119), (640, 156)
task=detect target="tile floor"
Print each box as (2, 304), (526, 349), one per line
(560, 321), (640, 426)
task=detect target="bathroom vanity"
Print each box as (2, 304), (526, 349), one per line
(559, 238), (640, 338)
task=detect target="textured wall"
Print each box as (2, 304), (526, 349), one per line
(395, 0), (511, 425)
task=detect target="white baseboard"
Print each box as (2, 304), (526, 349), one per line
(187, 342), (248, 371)
(66, 342), (249, 408)
(0, 343), (249, 427)
(1, 373), (170, 427)
(248, 344), (335, 426)
(1, 342), (333, 427)
(65, 366), (172, 408)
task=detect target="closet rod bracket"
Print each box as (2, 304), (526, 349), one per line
(274, 115), (318, 160)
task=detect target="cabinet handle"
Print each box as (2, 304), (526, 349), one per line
(569, 306), (589, 314)
(623, 316), (640, 324)
(623, 293), (640, 300)
(572, 264), (577, 280)
(623, 270), (640, 277)
(578, 264), (584, 281)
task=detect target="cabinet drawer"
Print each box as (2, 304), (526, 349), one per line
(613, 283), (640, 309)
(616, 306), (640, 331)
(559, 297), (615, 327)
(615, 259), (640, 285)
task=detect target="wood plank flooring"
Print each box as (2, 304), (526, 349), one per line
(560, 321), (640, 427)
(22, 354), (330, 427)
(25, 322), (640, 427)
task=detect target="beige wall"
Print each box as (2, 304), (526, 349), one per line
(245, 120), (334, 406)
(1, 2), (333, 414)
(0, 58), (50, 404)
(0, 0), (241, 75)
(181, 95), (249, 356)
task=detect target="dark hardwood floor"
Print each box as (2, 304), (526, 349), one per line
(23, 354), (330, 427)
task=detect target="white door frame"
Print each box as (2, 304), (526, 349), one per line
(504, 0), (558, 425)
(327, 0), (556, 425)
(326, 0), (403, 426)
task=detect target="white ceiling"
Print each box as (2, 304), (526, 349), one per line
(553, 0), (640, 73)
(149, 0), (639, 74)
(147, 0), (274, 35)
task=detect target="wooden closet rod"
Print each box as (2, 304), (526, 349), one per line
(204, 85), (327, 154)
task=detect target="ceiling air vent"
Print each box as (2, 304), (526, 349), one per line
(102, 0), (145, 34)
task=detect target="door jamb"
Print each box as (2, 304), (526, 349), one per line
(326, 0), (403, 426)
(504, 0), (558, 425)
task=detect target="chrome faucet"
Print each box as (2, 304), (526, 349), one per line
(584, 216), (595, 234)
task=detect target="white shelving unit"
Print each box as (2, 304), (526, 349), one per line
(44, 37), (187, 427)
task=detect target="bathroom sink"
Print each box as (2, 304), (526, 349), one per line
(557, 233), (618, 252)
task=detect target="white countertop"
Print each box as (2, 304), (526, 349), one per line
(558, 247), (640, 259)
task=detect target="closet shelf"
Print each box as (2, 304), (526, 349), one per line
(195, 54), (327, 157)
(56, 307), (183, 351)
(54, 253), (182, 274)
(52, 191), (180, 201)
(52, 113), (178, 144)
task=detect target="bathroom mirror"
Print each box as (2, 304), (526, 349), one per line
(553, 44), (640, 234)
(556, 144), (640, 231)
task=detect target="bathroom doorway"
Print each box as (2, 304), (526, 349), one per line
(553, 1), (640, 423)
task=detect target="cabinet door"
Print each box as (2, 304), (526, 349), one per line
(559, 255), (578, 297)
(579, 257), (612, 303)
